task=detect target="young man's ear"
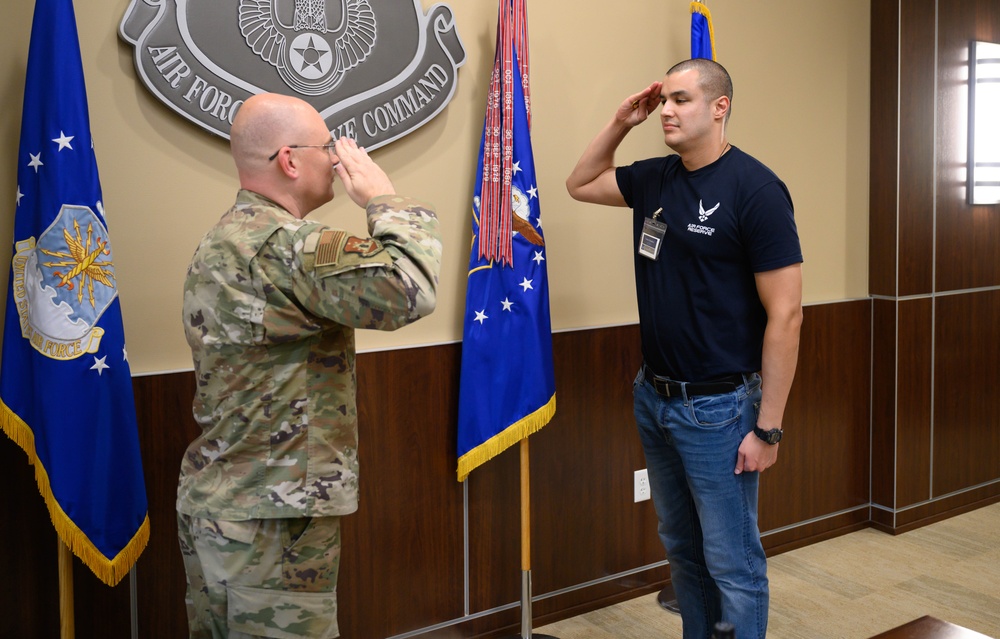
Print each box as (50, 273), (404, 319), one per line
(714, 96), (731, 121)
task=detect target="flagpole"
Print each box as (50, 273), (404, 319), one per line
(58, 539), (75, 639)
(459, 0), (557, 635)
(500, 438), (557, 639)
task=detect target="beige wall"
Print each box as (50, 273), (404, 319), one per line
(0, 0), (869, 374)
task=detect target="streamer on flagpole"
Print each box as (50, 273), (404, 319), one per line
(479, 0), (533, 265)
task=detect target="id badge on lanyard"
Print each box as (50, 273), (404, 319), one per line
(639, 207), (667, 260)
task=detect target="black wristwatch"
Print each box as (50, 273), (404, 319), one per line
(753, 426), (783, 445)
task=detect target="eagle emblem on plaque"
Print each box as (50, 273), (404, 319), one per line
(120, 0), (465, 150)
(238, 0), (377, 95)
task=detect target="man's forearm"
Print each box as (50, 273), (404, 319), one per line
(565, 117), (631, 202)
(757, 310), (802, 430)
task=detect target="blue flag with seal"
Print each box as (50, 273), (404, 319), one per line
(691, 1), (717, 60)
(1, 0), (149, 586)
(457, 0), (555, 482)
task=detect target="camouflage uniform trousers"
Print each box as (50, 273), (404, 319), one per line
(178, 513), (342, 638)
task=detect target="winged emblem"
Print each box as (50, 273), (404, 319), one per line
(698, 199), (721, 223)
(238, 0), (377, 95)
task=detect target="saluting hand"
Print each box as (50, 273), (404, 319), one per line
(333, 137), (395, 207)
(616, 81), (663, 128)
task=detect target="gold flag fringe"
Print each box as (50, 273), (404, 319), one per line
(457, 393), (556, 482)
(1, 398), (150, 587)
(690, 1), (718, 61)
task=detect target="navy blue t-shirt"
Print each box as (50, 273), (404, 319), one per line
(616, 146), (802, 382)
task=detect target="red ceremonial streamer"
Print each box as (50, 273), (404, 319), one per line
(478, 0), (532, 265)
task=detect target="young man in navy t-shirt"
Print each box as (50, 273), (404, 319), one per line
(566, 58), (803, 639)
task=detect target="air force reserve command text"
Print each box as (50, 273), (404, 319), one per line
(146, 46), (454, 143)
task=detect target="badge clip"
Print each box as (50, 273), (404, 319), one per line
(639, 208), (667, 260)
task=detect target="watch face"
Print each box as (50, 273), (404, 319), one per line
(755, 427), (782, 444)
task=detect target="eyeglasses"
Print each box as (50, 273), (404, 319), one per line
(268, 143), (336, 161)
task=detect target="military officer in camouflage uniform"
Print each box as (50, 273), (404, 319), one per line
(178, 93), (442, 638)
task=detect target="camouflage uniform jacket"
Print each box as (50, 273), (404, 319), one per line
(179, 189), (441, 520)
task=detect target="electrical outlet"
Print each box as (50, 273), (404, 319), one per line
(634, 468), (650, 502)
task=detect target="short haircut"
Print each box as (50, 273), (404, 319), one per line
(667, 58), (734, 107)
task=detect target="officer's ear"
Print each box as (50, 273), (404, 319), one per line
(273, 147), (301, 179)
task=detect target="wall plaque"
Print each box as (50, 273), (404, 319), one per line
(119, 0), (466, 150)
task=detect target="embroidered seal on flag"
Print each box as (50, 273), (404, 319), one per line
(11, 204), (118, 360)
(119, 0), (466, 152)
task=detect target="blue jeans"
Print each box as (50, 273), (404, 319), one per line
(633, 368), (767, 639)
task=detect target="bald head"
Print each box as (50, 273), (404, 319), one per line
(230, 93), (326, 177)
(229, 93), (337, 218)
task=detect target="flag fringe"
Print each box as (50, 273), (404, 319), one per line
(690, 1), (717, 61)
(457, 393), (556, 482)
(1, 399), (150, 587)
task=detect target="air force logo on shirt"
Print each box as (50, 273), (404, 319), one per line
(688, 199), (719, 236)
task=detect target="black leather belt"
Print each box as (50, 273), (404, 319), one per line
(643, 365), (747, 398)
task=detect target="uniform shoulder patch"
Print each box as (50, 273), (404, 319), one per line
(315, 230), (347, 267)
(344, 236), (384, 257)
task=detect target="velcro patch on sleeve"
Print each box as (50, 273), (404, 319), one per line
(314, 230), (347, 267)
(343, 236), (385, 257)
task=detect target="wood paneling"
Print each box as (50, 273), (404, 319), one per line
(0, 436), (60, 639)
(1, 303), (881, 638)
(891, 488), (1000, 533)
(466, 442), (522, 616)
(529, 326), (663, 607)
(343, 345), (467, 638)
(532, 327), (656, 585)
(936, 0), (1000, 292)
(869, 0), (1000, 532)
(760, 300), (871, 530)
(872, 299), (898, 509)
(895, 298), (933, 508)
(897, 0), (937, 297)
(933, 291), (1000, 497)
(869, 0), (900, 297)
(131, 372), (200, 638)
(466, 324), (664, 620)
(763, 509), (870, 556)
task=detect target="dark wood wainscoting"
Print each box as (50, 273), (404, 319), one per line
(867, 0), (1000, 533)
(3, 298), (990, 638)
(932, 291), (1000, 499)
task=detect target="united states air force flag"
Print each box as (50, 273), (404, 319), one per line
(0, 0), (149, 586)
(457, 0), (555, 482)
(691, 1), (717, 60)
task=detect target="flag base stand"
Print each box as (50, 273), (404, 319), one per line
(657, 585), (681, 615)
(497, 440), (559, 639)
(498, 570), (558, 639)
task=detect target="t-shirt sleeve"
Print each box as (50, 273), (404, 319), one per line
(740, 180), (803, 273)
(616, 164), (635, 209)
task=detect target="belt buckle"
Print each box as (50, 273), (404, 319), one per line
(656, 378), (671, 398)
